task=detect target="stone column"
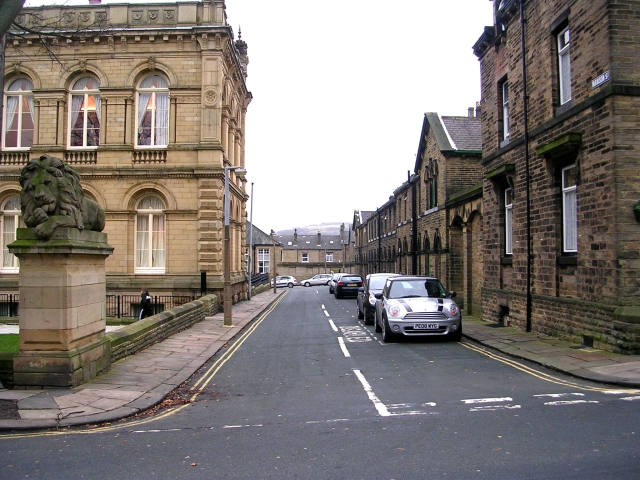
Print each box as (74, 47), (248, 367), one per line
(9, 228), (114, 388)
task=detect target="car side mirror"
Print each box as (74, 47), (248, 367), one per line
(374, 292), (383, 299)
(449, 291), (457, 298)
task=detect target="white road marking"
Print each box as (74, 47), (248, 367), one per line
(340, 325), (373, 342)
(544, 400), (599, 406)
(324, 310), (330, 317)
(328, 319), (338, 332)
(469, 405), (522, 412)
(620, 396), (640, 402)
(534, 393), (585, 398)
(338, 337), (351, 357)
(353, 369), (390, 417)
(462, 397), (513, 404)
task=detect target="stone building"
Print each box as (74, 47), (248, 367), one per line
(1, 1), (251, 301)
(474, 0), (640, 352)
(246, 222), (281, 278)
(274, 226), (354, 279)
(354, 110), (482, 314)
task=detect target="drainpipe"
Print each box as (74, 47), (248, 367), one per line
(520, 0), (532, 332)
(377, 208), (381, 272)
(410, 172), (417, 275)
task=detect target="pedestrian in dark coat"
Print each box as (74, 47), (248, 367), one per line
(139, 288), (153, 320)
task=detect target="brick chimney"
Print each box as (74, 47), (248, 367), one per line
(293, 229), (298, 245)
(475, 101), (481, 118)
(468, 107), (474, 117)
(317, 231), (321, 245)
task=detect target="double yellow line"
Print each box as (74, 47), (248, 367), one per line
(461, 341), (638, 393)
(1, 294), (286, 440)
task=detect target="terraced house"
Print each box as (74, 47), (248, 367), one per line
(1, 1), (251, 304)
(354, 110), (483, 315)
(474, 0), (640, 352)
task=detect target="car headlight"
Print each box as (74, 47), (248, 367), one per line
(389, 304), (402, 318)
(449, 303), (459, 317)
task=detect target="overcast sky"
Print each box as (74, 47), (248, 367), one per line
(23, 0), (495, 233)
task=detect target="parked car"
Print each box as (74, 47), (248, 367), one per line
(374, 276), (461, 342)
(301, 273), (332, 287)
(357, 273), (400, 325)
(334, 274), (363, 299)
(270, 275), (300, 288)
(329, 272), (350, 294)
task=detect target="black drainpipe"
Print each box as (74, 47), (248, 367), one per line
(377, 208), (382, 272)
(410, 171), (418, 274)
(520, 0), (532, 332)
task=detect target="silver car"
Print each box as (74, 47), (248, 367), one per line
(270, 275), (300, 288)
(374, 276), (461, 342)
(301, 274), (332, 287)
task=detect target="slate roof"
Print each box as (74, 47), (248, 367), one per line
(247, 222), (280, 246)
(276, 233), (345, 250)
(441, 116), (482, 151)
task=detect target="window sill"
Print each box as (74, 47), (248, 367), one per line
(555, 100), (572, 116)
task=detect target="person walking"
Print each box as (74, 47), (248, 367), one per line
(139, 288), (153, 320)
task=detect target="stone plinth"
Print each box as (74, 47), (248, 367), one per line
(8, 228), (114, 387)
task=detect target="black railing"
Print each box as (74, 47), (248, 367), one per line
(106, 295), (202, 319)
(251, 273), (270, 287)
(0, 294), (19, 317)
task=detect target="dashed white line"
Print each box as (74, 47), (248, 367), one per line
(337, 337), (351, 357)
(534, 393), (585, 398)
(469, 405), (522, 412)
(620, 396), (640, 402)
(353, 369), (390, 417)
(328, 319), (338, 332)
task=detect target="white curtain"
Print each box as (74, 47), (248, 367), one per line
(137, 75), (169, 146)
(136, 214), (150, 268)
(151, 215), (165, 267)
(155, 92), (169, 146)
(564, 190), (577, 251)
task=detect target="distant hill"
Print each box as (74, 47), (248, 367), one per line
(275, 222), (352, 236)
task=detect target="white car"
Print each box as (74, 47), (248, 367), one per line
(270, 275), (300, 288)
(374, 276), (462, 342)
(301, 274), (332, 287)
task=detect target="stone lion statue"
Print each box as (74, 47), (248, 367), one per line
(19, 155), (106, 239)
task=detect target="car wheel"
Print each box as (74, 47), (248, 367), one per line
(335, 291), (341, 299)
(287, 283), (294, 288)
(363, 309), (373, 326)
(381, 315), (396, 343)
(304, 282), (310, 287)
(374, 313), (382, 333)
(357, 303), (364, 320)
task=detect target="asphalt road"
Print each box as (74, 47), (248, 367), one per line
(2, 287), (640, 479)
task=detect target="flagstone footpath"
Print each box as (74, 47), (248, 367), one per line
(0, 289), (285, 431)
(1, 290), (640, 431)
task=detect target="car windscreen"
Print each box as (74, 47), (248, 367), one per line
(340, 276), (362, 283)
(368, 275), (394, 290)
(388, 279), (447, 299)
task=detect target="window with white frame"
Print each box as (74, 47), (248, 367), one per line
(257, 248), (270, 273)
(1, 196), (21, 273)
(69, 77), (101, 147)
(135, 195), (166, 273)
(3, 78), (35, 150)
(501, 80), (510, 141)
(136, 75), (169, 147)
(505, 188), (513, 255)
(302, 252), (309, 263)
(558, 27), (571, 105)
(562, 164), (577, 252)
(326, 252), (333, 263)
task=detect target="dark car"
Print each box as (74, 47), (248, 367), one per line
(374, 276), (461, 342)
(329, 272), (350, 294)
(334, 274), (363, 299)
(357, 273), (400, 325)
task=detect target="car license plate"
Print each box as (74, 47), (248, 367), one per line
(347, 283), (357, 287)
(414, 323), (438, 330)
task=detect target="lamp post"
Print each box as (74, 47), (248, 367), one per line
(224, 166), (247, 326)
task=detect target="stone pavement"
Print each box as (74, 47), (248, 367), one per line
(0, 289), (285, 431)
(1, 295), (640, 431)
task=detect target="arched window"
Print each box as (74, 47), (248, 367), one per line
(1, 196), (21, 272)
(136, 75), (169, 147)
(3, 78), (34, 149)
(135, 195), (166, 273)
(69, 76), (101, 147)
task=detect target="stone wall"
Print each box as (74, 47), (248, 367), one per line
(107, 294), (219, 362)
